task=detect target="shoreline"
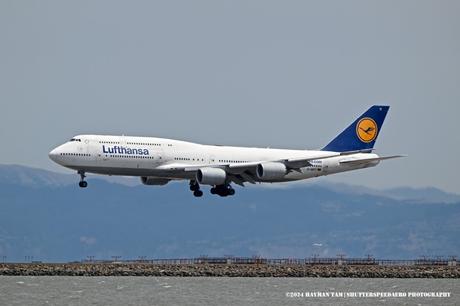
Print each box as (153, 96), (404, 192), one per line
(1, 263), (459, 278)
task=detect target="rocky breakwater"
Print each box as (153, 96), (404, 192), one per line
(0, 263), (459, 278)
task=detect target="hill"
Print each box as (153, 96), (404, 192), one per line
(0, 164), (458, 262)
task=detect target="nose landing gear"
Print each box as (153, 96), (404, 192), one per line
(78, 171), (88, 188)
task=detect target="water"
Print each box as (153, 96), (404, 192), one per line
(0, 276), (459, 306)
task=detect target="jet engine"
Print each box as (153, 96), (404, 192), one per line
(141, 177), (170, 186)
(196, 168), (227, 185)
(256, 162), (287, 180)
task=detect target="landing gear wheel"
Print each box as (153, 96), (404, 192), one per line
(190, 180), (203, 197)
(79, 181), (88, 188)
(213, 184), (235, 197)
(189, 180), (199, 191)
(193, 190), (203, 197)
(78, 170), (87, 188)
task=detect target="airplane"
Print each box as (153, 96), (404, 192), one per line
(48, 105), (404, 197)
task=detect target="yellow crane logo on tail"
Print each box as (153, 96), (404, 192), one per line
(356, 118), (378, 143)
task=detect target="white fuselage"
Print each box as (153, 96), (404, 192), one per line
(49, 134), (379, 183)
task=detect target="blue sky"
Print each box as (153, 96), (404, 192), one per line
(0, 0), (459, 192)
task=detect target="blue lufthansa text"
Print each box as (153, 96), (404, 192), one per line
(102, 145), (149, 155)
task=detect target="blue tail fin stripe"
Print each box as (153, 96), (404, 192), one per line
(322, 105), (389, 152)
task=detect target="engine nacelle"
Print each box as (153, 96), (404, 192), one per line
(141, 177), (170, 186)
(196, 167), (226, 186)
(256, 162), (287, 180)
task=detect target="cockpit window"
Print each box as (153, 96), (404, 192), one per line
(69, 138), (81, 142)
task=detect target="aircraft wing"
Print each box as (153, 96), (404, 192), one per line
(156, 151), (345, 186)
(157, 149), (371, 172)
(156, 150), (391, 186)
(225, 149), (373, 172)
(159, 152), (341, 172)
(226, 153), (340, 173)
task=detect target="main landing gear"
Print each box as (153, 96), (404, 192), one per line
(210, 184), (235, 197)
(190, 181), (235, 197)
(78, 170), (88, 188)
(189, 180), (203, 197)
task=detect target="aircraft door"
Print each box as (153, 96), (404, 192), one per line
(140, 147), (163, 169)
(77, 140), (85, 155)
(152, 148), (163, 166)
(209, 155), (216, 165)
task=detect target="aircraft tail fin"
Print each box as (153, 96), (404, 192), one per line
(322, 105), (389, 152)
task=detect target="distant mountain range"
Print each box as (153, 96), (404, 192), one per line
(0, 164), (459, 262)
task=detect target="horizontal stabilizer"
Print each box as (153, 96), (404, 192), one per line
(340, 155), (406, 165)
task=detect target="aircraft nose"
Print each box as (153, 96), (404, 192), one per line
(48, 148), (59, 162)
